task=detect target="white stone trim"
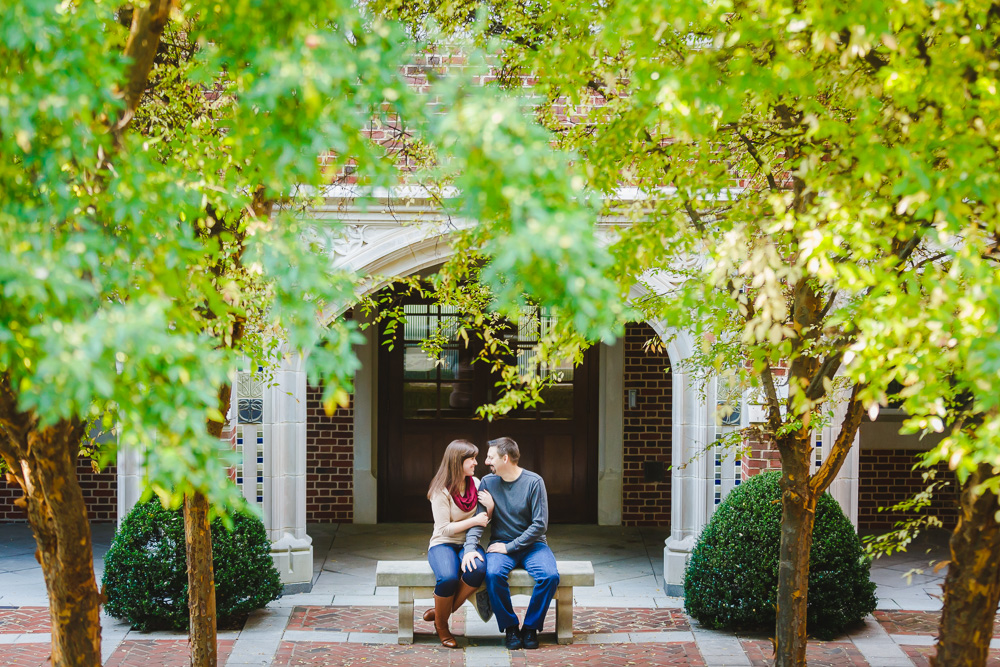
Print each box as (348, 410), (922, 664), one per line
(598, 338), (625, 526)
(352, 311), (379, 524)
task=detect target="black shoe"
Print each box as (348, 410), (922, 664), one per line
(504, 626), (523, 650)
(521, 628), (539, 649)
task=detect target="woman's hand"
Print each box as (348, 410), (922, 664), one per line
(471, 512), (489, 528)
(478, 490), (495, 515)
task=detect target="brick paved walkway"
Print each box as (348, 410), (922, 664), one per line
(742, 639), (869, 667)
(509, 642), (706, 666)
(273, 642), (466, 666)
(2, 605), (995, 666)
(104, 640), (236, 667)
(875, 610), (1000, 636)
(901, 645), (1000, 667)
(0, 606), (49, 633)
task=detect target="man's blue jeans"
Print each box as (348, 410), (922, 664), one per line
(485, 542), (559, 631)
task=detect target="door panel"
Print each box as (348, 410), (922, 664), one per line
(378, 301), (598, 523)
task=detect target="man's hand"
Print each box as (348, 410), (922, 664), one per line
(461, 550), (484, 572)
(487, 542), (508, 555)
(478, 489), (494, 515)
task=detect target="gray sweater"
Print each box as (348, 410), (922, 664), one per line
(464, 470), (548, 555)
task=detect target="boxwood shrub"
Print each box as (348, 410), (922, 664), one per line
(102, 499), (283, 631)
(683, 470), (876, 640)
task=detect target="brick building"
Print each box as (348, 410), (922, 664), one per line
(0, 187), (957, 596)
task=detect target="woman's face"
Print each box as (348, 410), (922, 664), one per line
(462, 455), (477, 477)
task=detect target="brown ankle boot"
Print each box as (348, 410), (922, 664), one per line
(424, 581), (480, 622)
(433, 594), (457, 648)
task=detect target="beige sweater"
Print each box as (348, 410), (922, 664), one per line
(428, 477), (481, 549)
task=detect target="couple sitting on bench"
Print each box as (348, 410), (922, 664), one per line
(425, 436), (557, 650)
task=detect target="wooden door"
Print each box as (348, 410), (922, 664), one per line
(377, 301), (598, 523)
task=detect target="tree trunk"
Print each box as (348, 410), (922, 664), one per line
(185, 490), (217, 667)
(774, 449), (817, 667)
(184, 383), (231, 667)
(1, 414), (102, 666)
(931, 464), (1000, 667)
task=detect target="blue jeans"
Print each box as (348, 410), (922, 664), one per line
(427, 544), (486, 597)
(485, 542), (559, 631)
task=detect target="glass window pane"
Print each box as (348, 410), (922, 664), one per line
(440, 382), (477, 417)
(516, 347), (538, 378)
(439, 348), (459, 380)
(403, 304), (428, 341)
(404, 345), (438, 380)
(402, 382), (438, 418)
(548, 358), (575, 382)
(537, 384), (574, 419)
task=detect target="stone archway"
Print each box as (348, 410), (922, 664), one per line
(317, 189), (716, 589)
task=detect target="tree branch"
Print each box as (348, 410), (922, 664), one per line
(115, 0), (175, 138)
(736, 129), (779, 192)
(810, 383), (865, 493)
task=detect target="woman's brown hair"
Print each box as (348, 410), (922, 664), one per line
(427, 439), (479, 500)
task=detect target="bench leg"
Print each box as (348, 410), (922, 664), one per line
(398, 588), (414, 644)
(555, 586), (573, 644)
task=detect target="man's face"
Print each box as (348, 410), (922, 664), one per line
(486, 446), (504, 474)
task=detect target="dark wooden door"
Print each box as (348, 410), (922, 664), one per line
(378, 301), (598, 523)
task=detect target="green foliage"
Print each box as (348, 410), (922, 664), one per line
(684, 472), (876, 640)
(1, 0), (625, 516)
(102, 499), (282, 631)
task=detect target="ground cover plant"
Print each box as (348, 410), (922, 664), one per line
(684, 471), (876, 640)
(102, 499), (282, 631)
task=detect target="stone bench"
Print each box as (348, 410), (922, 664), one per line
(375, 560), (595, 645)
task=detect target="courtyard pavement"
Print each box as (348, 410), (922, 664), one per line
(0, 522), (991, 666)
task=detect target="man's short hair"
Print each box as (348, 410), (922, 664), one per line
(488, 437), (520, 463)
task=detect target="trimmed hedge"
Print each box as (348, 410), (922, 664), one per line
(684, 471), (876, 640)
(102, 499), (282, 631)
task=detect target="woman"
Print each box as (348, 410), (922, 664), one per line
(425, 439), (489, 648)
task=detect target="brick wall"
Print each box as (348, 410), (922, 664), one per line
(306, 384), (354, 522)
(622, 322), (673, 527)
(857, 449), (960, 531)
(743, 433), (783, 478)
(0, 457), (117, 523)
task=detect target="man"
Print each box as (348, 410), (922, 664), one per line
(461, 437), (558, 650)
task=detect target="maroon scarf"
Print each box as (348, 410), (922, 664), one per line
(452, 476), (477, 512)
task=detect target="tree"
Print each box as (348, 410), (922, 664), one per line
(375, 0), (1000, 664)
(1, 1), (622, 665)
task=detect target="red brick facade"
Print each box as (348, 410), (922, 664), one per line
(0, 457), (117, 523)
(743, 434), (783, 478)
(306, 384), (354, 522)
(857, 449), (960, 531)
(622, 323), (673, 527)
(741, 436), (960, 532)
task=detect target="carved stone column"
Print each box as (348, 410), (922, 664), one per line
(265, 353), (313, 592)
(664, 371), (715, 595)
(661, 331), (716, 596)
